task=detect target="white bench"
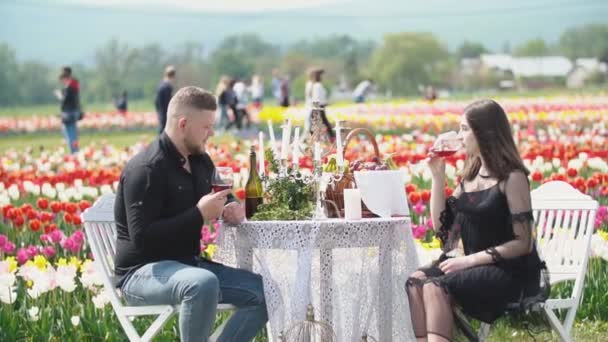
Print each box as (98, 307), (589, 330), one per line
(458, 181), (599, 342)
(81, 193), (235, 342)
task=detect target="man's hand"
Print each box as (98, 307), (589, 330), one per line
(222, 202), (245, 225)
(197, 189), (231, 220)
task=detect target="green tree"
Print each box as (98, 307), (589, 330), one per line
(370, 32), (449, 95)
(210, 34), (279, 83)
(0, 43), (21, 105)
(513, 38), (550, 57)
(91, 39), (140, 102)
(457, 41), (488, 59)
(19, 61), (54, 105)
(560, 24), (608, 61)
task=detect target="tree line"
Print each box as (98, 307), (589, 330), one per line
(1, 23), (607, 108)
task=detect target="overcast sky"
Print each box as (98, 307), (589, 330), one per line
(59, 0), (346, 12)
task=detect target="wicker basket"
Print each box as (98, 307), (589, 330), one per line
(325, 128), (380, 218)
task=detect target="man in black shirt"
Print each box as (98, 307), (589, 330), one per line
(115, 86), (267, 341)
(154, 65), (176, 133)
(54, 66), (81, 154)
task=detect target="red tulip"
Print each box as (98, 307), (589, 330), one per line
(65, 203), (78, 214)
(405, 184), (417, 194)
(78, 200), (91, 212)
(587, 178), (598, 189)
(50, 201), (62, 213)
(421, 190), (431, 202)
(531, 171), (543, 183)
(13, 215), (25, 228)
(567, 168), (577, 178)
(44, 223), (58, 234)
(36, 198), (49, 210)
(72, 215), (82, 226)
(63, 212), (73, 224)
(408, 192), (421, 204)
(28, 219), (41, 232)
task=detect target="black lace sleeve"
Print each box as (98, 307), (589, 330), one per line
(511, 211), (534, 224)
(436, 196), (459, 251)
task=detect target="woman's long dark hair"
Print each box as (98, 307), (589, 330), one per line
(461, 99), (529, 181)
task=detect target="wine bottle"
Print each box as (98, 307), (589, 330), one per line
(245, 146), (263, 218)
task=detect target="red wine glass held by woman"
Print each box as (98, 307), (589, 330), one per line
(429, 131), (462, 158)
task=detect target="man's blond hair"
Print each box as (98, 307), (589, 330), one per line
(167, 87), (217, 123)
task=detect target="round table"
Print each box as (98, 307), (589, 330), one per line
(217, 217), (419, 342)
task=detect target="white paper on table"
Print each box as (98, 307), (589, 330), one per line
(354, 170), (410, 217)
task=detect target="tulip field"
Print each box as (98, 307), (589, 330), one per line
(1, 96), (608, 341)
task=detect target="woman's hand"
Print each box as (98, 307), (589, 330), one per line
(439, 255), (475, 274)
(427, 154), (446, 179)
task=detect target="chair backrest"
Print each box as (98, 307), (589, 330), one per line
(531, 181), (598, 285)
(81, 193), (122, 304)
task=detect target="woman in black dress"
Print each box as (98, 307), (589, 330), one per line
(406, 99), (545, 341)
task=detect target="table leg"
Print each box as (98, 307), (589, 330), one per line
(235, 234), (254, 271)
(378, 234), (393, 342)
(320, 249), (333, 326)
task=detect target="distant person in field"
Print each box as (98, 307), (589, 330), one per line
(250, 74), (264, 110)
(353, 78), (374, 103)
(53, 66), (81, 154)
(279, 75), (291, 107)
(233, 79), (251, 129)
(424, 85), (437, 102)
(271, 68), (281, 105)
(310, 68), (334, 138)
(115, 90), (128, 115)
(155, 65), (176, 134)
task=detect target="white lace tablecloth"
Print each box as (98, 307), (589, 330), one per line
(216, 217), (419, 342)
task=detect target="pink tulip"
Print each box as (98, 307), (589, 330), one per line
(26, 245), (39, 258)
(62, 238), (75, 251)
(597, 206), (607, 218)
(50, 229), (64, 243)
(3, 242), (15, 254)
(413, 202), (427, 216)
(16, 248), (29, 264)
(425, 217), (434, 229)
(412, 224), (427, 239)
(0, 234), (7, 248)
(42, 246), (56, 258)
(72, 230), (84, 244)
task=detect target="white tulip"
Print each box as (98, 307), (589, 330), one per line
(28, 306), (40, 321)
(71, 316), (80, 327)
(8, 184), (20, 200)
(552, 158), (561, 169)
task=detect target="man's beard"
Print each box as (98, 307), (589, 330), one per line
(184, 137), (205, 156)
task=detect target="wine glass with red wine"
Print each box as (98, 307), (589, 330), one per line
(212, 167), (234, 193)
(429, 131), (462, 157)
(211, 167), (234, 225)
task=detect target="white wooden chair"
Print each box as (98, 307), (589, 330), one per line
(469, 181), (598, 342)
(81, 193), (235, 342)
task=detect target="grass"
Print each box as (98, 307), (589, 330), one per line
(0, 99), (154, 117)
(0, 130), (157, 154)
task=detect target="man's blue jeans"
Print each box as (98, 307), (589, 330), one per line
(120, 259), (268, 342)
(61, 118), (79, 154)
